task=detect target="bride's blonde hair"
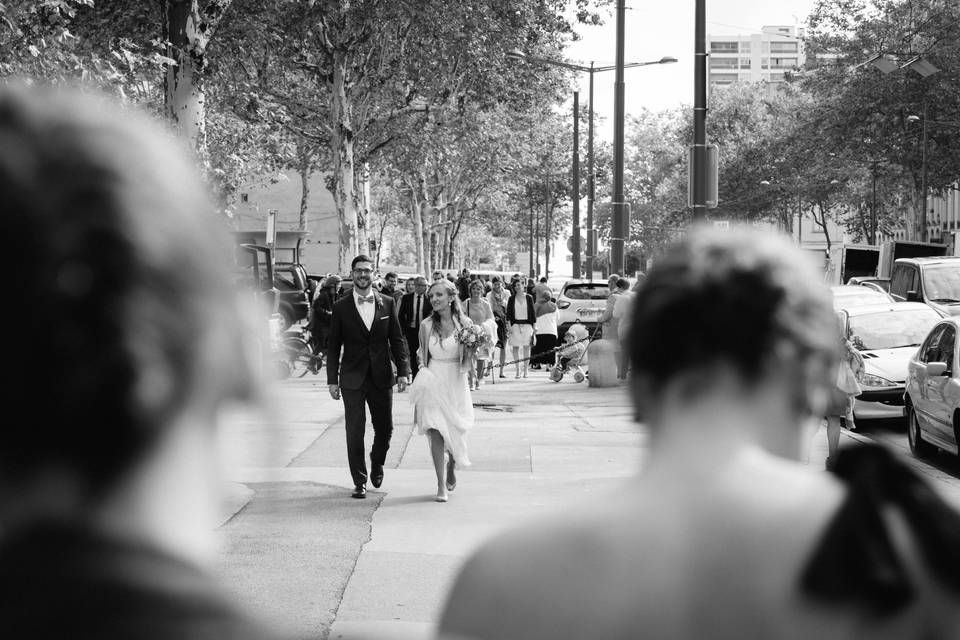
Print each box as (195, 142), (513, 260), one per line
(428, 279), (465, 340)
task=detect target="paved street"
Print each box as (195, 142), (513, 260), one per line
(212, 370), (960, 640)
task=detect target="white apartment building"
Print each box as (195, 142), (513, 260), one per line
(707, 25), (806, 93)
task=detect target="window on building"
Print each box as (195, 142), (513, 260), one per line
(770, 57), (798, 69)
(710, 42), (739, 53)
(740, 58), (752, 68)
(770, 42), (798, 53)
(761, 57), (769, 69)
(710, 57), (739, 69)
(741, 42), (751, 53)
(710, 74), (738, 85)
(768, 72), (785, 82)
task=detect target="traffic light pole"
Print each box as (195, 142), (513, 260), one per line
(586, 66), (595, 281)
(572, 91), (581, 279)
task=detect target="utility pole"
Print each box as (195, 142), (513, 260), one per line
(572, 91), (581, 279)
(692, 0), (707, 223)
(587, 66), (595, 281)
(610, 0), (627, 274)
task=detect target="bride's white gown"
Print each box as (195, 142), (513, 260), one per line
(409, 332), (474, 466)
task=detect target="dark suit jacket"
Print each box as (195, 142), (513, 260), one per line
(398, 291), (432, 331)
(327, 291), (410, 389)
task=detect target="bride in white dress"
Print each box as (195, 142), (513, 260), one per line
(408, 279), (475, 502)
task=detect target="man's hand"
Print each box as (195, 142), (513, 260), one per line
(397, 376), (410, 392)
(328, 384), (341, 400)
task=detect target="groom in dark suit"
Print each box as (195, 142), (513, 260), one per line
(327, 255), (411, 499)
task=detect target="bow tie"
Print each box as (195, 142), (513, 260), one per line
(357, 294), (375, 305)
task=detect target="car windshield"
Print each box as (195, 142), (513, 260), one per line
(922, 265), (960, 303)
(563, 284), (609, 300)
(848, 309), (941, 350)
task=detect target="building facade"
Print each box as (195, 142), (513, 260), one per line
(707, 25), (806, 93)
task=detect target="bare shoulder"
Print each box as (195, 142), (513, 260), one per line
(439, 512), (613, 640)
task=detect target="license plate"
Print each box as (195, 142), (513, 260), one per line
(578, 308), (601, 319)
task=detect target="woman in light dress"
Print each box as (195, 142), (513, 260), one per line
(506, 279), (536, 378)
(408, 279), (475, 502)
(464, 279), (497, 390)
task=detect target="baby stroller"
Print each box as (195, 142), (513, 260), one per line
(549, 323), (592, 383)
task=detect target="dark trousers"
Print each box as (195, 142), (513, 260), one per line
(404, 328), (421, 378)
(341, 376), (393, 487)
(532, 333), (558, 366)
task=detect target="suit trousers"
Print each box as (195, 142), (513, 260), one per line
(404, 328), (421, 378)
(341, 375), (394, 487)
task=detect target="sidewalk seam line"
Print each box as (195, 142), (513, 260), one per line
(287, 417), (342, 468)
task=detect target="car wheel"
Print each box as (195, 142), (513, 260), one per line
(907, 404), (935, 458)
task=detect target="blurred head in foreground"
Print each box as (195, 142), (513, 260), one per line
(627, 225), (838, 457)
(0, 81), (262, 634)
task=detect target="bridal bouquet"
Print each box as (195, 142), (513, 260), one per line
(455, 323), (491, 353)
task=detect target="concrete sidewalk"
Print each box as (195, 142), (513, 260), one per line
(216, 370), (942, 640)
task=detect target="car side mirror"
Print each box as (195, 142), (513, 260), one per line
(926, 361), (949, 377)
(906, 290), (922, 302)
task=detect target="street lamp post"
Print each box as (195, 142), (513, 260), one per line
(506, 49), (676, 280)
(571, 91), (581, 279)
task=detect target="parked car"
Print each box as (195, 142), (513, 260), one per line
(830, 284), (894, 310)
(889, 255), (960, 317)
(840, 301), (941, 421)
(555, 279), (610, 338)
(905, 317), (960, 457)
(846, 276), (891, 293)
(273, 262), (311, 329)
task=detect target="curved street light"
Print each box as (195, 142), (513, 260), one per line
(506, 48), (676, 278)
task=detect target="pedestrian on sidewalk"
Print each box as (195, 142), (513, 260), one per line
(439, 225), (960, 640)
(530, 287), (558, 370)
(398, 275), (431, 379)
(464, 279), (496, 390)
(308, 274), (342, 361)
(486, 276), (510, 378)
(612, 277), (639, 380)
(408, 280), (475, 502)
(506, 279), (535, 379)
(0, 83), (276, 639)
(327, 254), (411, 499)
(824, 313), (865, 471)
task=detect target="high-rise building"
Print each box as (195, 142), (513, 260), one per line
(707, 25), (806, 93)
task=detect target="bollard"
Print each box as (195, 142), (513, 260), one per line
(587, 339), (618, 387)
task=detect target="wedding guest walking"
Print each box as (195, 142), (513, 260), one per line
(327, 255), (410, 499)
(408, 280), (475, 502)
(486, 276), (510, 378)
(531, 287), (559, 370)
(398, 275), (431, 379)
(464, 279), (497, 390)
(506, 279), (535, 379)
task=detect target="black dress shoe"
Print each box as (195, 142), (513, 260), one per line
(351, 485), (366, 499)
(371, 464), (384, 488)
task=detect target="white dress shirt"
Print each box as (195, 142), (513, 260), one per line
(354, 291), (375, 330)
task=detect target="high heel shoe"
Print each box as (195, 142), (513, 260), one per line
(445, 459), (457, 491)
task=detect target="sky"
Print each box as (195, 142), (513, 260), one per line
(561, 0), (818, 135)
